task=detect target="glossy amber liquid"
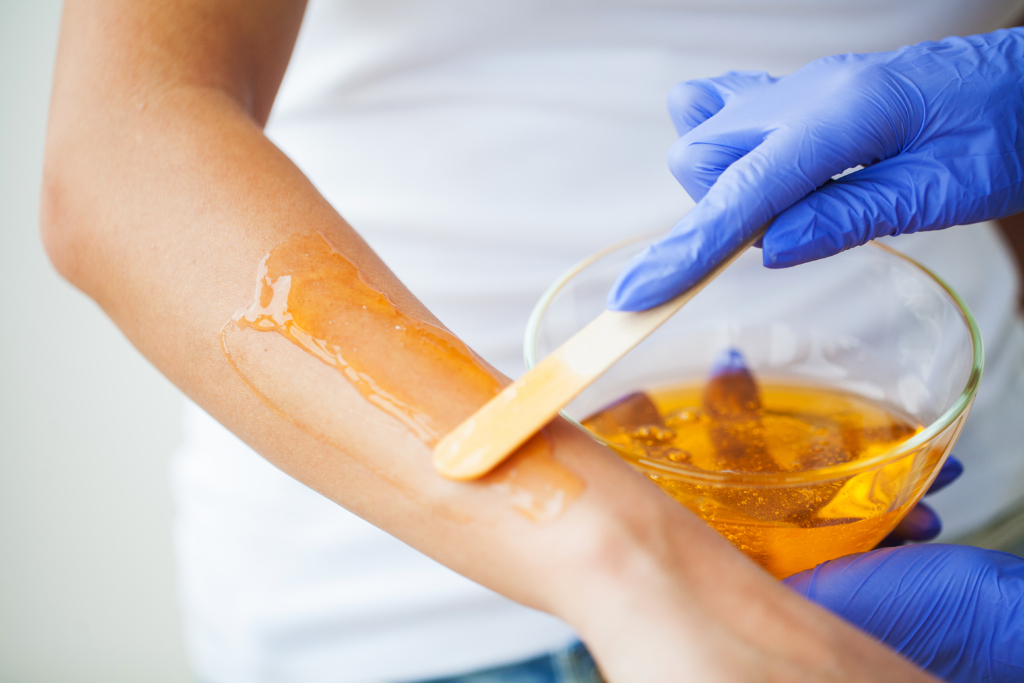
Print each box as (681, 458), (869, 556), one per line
(221, 232), (583, 522)
(584, 381), (928, 578)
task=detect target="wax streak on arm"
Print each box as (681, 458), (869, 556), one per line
(221, 231), (580, 521)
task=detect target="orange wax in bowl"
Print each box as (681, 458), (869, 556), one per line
(583, 368), (929, 578)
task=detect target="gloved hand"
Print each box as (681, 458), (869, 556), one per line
(880, 454), (963, 547)
(785, 544), (1024, 682)
(609, 29), (1024, 310)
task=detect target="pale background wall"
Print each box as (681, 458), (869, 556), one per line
(0, 2), (193, 680)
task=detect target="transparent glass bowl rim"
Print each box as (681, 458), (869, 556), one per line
(524, 231), (985, 487)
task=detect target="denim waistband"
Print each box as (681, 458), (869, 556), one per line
(419, 641), (603, 683)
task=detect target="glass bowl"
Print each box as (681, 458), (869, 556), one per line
(525, 232), (983, 578)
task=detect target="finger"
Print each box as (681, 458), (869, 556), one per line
(927, 455), (964, 495)
(876, 499), (944, 548)
(667, 72), (779, 201)
(890, 501), (942, 542)
(609, 131), (820, 311)
(762, 153), (951, 268)
(668, 136), (749, 203)
(668, 81), (727, 137)
(668, 71), (777, 136)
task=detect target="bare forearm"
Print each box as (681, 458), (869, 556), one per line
(40, 66), (683, 632)
(40, 0), (680, 617)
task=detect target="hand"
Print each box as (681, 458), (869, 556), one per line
(879, 455), (963, 547)
(785, 544), (1024, 682)
(609, 29), (1024, 310)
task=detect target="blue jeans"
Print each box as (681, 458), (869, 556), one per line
(421, 641), (604, 683)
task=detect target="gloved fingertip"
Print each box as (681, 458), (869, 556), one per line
(605, 279), (642, 311)
(607, 224), (712, 311)
(709, 348), (748, 374)
(892, 501), (942, 541)
(760, 241), (806, 269)
(927, 455), (964, 495)
(606, 252), (679, 311)
(666, 71), (775, 136)
(667, 81), (726, 136)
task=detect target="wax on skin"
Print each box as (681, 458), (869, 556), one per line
(222, 232), (583, 522)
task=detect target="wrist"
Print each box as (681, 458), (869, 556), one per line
(534, 423), (747, 671)
(536, 422), (935, 682)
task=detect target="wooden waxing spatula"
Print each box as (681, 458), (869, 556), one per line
(433, 225), (768, 480)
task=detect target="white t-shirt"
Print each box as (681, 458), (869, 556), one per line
(171, 1), (1024, 681)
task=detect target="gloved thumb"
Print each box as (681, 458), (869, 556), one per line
(762, 153), (945, 268)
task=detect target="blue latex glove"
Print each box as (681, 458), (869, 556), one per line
(785, 544), (1024, 682)
(609, 29), (1024, 311)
